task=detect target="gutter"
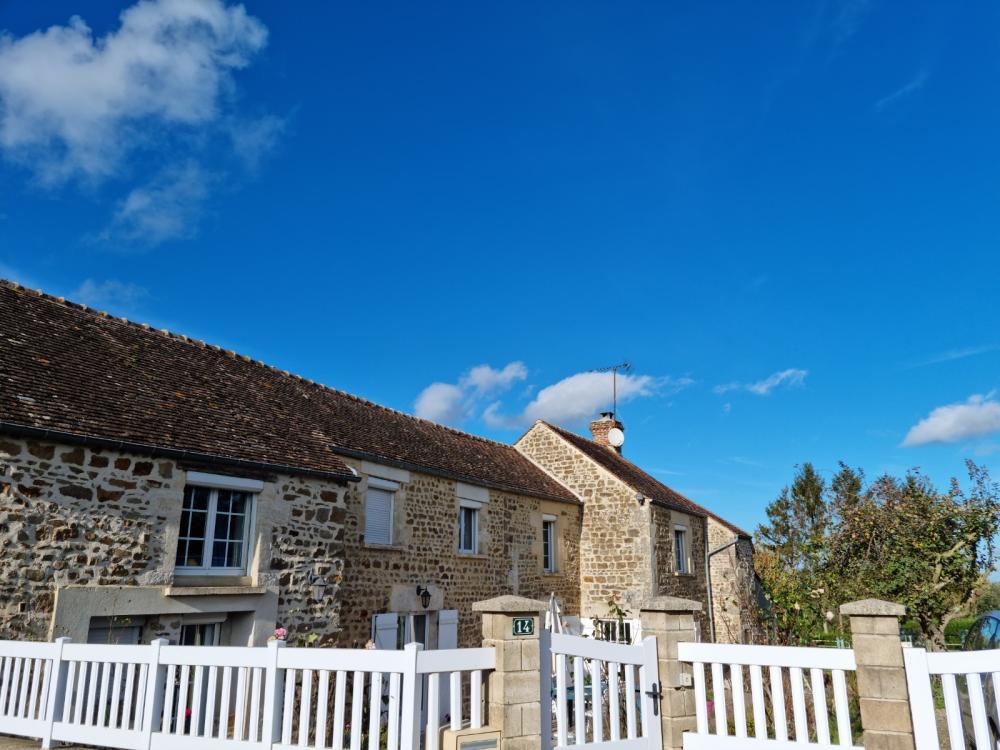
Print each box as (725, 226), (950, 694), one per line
(0, 421), (359, 484)
(705, 537), (741, 643)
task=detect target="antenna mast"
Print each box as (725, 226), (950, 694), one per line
(591, 361), (632, 417)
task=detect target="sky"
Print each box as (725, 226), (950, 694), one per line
(1, 0), (999, 535)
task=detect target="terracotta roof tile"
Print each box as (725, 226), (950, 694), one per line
(542, 422), (749, 535)
(0, 281), (577, 502)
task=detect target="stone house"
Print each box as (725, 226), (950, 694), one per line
(515, 416), (755, 642)
(0, 280), (754, 649)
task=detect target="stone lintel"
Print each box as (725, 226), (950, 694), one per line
(472, 595), (549, 613)
(840, 599), (905, 617)
(640, 596), (702, 613)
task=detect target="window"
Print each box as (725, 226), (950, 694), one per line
(364, 478), (397, 546)
(459, 503), (479, 554)
(674, 526), (689, 574)
(181, 622), (222, 646)
(175, 485), (254, 574)
(542, 515), (556, 573)
(596, 619), (633, 644)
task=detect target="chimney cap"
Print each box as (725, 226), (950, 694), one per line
(598, 411), (616, 420)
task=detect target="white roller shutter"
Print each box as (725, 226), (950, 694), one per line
(364, 488), (394, 545)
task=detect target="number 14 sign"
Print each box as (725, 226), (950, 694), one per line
(512, 617), (534, 636)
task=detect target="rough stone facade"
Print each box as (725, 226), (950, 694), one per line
(337, 458), (582, 649)
(514, 423), (709, 621)
(0, 435), (348, 646)
(707, 517), (756, 643)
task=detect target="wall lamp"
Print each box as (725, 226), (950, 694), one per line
(636, 493), (646, 507)
(415, 585), (432, 609)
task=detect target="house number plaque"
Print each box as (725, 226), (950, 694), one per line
(512, 617), (534, 636)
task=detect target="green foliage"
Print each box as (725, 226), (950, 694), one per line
(755, 461), (1000, 647)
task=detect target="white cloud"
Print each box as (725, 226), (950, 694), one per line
(413, 383), (468, 425)
(0, 0), (267, 184)
(875, 71), (928, 112)
(73, 278), (147, 311)
(99, 161), (211, 245)
(902, 393), (1000, 446)
(485, 372), (692, 428)
(463, 362), (528, 395)
(907, 344), (999, 368)
(229, 114), (286, 172)
(414, 362), (527, 425)
(714, 368), (808, 396)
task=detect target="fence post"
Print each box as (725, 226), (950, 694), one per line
(841, 599), (915, 750)
(473, 595), (549, 750)
(41, 636), (70, 750)
(262, 638), (287, 744)
(400, 642), (424, 750)
(141, 638), (169, 750)
(639, 596), (702, 750)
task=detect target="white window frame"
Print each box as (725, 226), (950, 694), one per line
(175, 481), (257, 576)
(542, 514), (557, 573)
(674, 524), (690, 574)
(364, 476), (399, 546)
(458, 499), (481, 555)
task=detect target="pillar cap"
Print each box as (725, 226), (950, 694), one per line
(640, 596), (702, 613)
(472, 595), (549, 613)
(840, 599), (905, 617)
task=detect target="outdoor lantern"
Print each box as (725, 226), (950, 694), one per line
(308, 573), (327, 600)
(416, 585), (431, 609)
(636, 493), (646, 506)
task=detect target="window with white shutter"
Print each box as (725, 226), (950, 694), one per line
(364, 484), (395, 546)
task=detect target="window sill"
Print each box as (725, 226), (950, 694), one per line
(674, 571), (695, 578)
(457, 552), (488, 559)
(363, 542), (406, 552)
(171, 574), (253, 586)
(542, 571), (560, 577)
(165, 585), (268, 597)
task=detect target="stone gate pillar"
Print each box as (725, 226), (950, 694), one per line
(473, 595), (549, 750)
(639, 596), (702, 750)
(841, 599), (915, 750)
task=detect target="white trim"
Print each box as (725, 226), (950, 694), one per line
(673, 523), (688, 531)
(181, 613), (227, 626)
(367, 476), (401, 491)
(542, 513), (557, 522)
(174, 486), (256, 575)
(456, 482), (489, 503)
(459, 498), (484, 510)
(185, 471), (264, 492)
(458, 505), (479, 554)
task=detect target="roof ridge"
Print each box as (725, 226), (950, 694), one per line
(0, 279), (524, 453)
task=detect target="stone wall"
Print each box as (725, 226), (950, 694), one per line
(515, 423), (709, 620)
(336, 457), (582, 649)
(706, 518), (755, 643)
(0, 435), (348, 645)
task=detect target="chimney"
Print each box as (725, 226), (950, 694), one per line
(590, 411), (624, 453)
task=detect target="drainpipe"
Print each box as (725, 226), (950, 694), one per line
(705, 537), (740, 643)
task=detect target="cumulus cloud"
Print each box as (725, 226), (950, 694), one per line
(73, 278), (148, 312)
(484, 372), (692, 428)
(902, 393), (1000, 446)
(414, 362), (528, 424)
(0, 0), (267, 183)
(714, 368), (808, 396)
(99, 161), (212, 244)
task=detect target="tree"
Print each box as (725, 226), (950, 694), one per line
(755, 461), (1000, 647)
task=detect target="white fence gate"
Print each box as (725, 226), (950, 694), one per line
(678, 642), (862, 750)
(0, 638), (494, 750)
(905, 646), (1000, 750)
(542, 629), (663, 750)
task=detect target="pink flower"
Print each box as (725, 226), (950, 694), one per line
(274, 627), (288, 640)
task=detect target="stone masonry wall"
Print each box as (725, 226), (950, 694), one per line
(337, 458), (582, 649)
(707, 518), (755, 643)
(652, 505), (708, 607)
(0, 435), (347, 645)
(516, 424), (654, 618)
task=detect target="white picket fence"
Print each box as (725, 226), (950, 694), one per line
(0, 638), (494, 750)
(678, 642), (862, 750)
(905, 646), (1000, 750)
(544, 629), (663, 750)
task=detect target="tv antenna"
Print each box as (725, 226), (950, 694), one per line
(591, 361), (632, 417)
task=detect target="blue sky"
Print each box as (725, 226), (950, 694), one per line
(1, 0), (999, 534)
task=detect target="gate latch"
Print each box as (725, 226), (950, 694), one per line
(645, 682), (663, 716)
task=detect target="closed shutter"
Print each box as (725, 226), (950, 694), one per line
(373, 613), (399, 650)
(364, 488), (394, 545)
(437, 610), (458, 721)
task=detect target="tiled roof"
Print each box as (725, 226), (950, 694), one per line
(0, 281), (577, 502)
(542, 422), (751, 536)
